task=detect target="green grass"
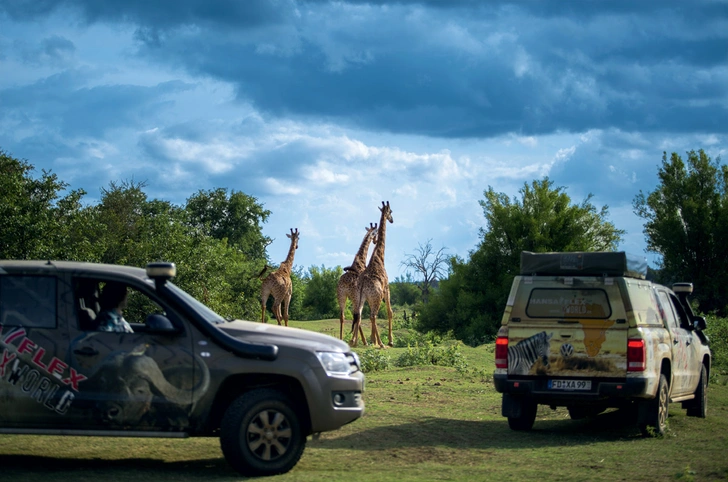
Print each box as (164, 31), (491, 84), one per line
(2, 319), (727, 481)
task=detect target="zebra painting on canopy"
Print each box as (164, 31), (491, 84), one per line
(508, 331), (554, 375)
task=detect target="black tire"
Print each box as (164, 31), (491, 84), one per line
(639, 373), (669, 437)
(686, 365), (708, 418)
(507, 398), (537, 431)
(220, 389), (306, 477)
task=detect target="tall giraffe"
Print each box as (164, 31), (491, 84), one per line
(337, 223), (378, 342)
(260, 228), (299, 327)
(351, 201), (394, 348)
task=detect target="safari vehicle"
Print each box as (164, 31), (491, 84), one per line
(0, 260), (364, 476)
(493, 251), (711, 436)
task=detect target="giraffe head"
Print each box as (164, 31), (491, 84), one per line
(286, 228), (300, 249)
(367, 222), (378, 244)
(379, 201), (393, 224)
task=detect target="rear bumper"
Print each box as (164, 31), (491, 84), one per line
(493, 373), (648, 404)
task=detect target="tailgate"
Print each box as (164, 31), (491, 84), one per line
(505, 276), (628, 378)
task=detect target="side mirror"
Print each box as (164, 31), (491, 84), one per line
(145, 313), (178, 333)
(692, 316), (707, 331)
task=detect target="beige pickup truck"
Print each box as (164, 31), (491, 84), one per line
(493, 251), (711, 436)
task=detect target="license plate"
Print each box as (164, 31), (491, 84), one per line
(549, 379), (591, 390)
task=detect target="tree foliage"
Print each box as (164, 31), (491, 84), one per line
(419, 178), (624, 345)
(0, 150), (270, 322)
(390, 274), (421, 307)
(634, 149), (728, 314)
(301, 265), (344, 319)
(0, 150), (91, 260)
(185, 188), (271, 259)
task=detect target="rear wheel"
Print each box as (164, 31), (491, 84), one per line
(639, 374), (669, 437)
(220, 389), (306, 477)
(686, 365), (707, 418)
(507, 398), (537, 431)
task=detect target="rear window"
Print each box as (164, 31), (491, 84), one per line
(0, 275), (57, 328)
(526, 288), (612, 319)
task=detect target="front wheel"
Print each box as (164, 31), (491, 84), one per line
(639, 374), (669, 437)
(220, 389), (306, 477)
(686, 365), (708, 418)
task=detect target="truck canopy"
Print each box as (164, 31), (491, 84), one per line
(520, 251), (647, 280)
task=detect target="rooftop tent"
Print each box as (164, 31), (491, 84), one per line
(520, 251), (648, 279)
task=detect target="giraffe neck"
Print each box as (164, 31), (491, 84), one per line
(278, 239), (297, 274)
(350, 233), (374, 271)
(369, 215), (387, 268)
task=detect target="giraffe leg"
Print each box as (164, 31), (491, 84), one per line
(338, 292), (347, 340)
(273, 301), (283, 325)
(283, 292), (291, 327)
(384, 286), (394, 347)
(339, 309), (345, 340)
(370, 312), (384, 349)
(350, 313), (361, 347)
(261, 293), (269, 324)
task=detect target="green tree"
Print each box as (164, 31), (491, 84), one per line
(634, 149), (728, 314)
(419, 177), (624, 344)
(0, 150), (91, 260)
(389, 274), (421, 306)
(185, 188), (271, 259)
(302, 265), (343, 319)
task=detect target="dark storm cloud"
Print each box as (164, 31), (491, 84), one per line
(3, 0), (726, 139)
(0, 73), (194, 137)
(0, 0), (293, 28)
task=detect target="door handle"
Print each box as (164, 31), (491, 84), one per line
(73, 346), (99, 356)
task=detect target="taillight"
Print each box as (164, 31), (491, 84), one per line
(627, 338), (646, 372)
(495, 336), (509, 369)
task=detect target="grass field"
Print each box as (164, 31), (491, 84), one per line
(1, 319), (726, 481)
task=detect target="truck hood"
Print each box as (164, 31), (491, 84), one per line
(219, 320), (350, 353)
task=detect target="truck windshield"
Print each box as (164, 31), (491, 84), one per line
(526, 288), (612, 319)
(166, 282), (227, 324)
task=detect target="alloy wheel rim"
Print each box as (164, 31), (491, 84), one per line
(658, 382), (668, 429)
(245, 409), (292, 461)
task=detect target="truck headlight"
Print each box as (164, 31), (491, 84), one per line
(316, 352), (351, 376)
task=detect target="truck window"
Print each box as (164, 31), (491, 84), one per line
(73, 278), (175, 332)
(625, 283), (662, 325)
(656, 291), (679, 330)
(668, 293), (691, 329)
(0, 275), (57, 328)
(526, 288), (611, 319)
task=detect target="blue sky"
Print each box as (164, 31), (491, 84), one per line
(1, 0), (727, 278)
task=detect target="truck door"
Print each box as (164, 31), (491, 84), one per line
(65, 276), (208, 433)
(667, 291), (700, 394)
(0, 272), (77, 428)
(655, 290), (692, 396)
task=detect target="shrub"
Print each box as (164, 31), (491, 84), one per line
(359, 348), (391, 372)
(706, 315), (728, 384)
(394, 341), (468, 372)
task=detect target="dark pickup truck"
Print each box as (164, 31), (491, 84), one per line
(0, 260), (365, 476)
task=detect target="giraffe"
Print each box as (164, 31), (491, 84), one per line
(259, 228), (299, 327)
(336, 223), (378, 342)
(351, 201), (394, 348)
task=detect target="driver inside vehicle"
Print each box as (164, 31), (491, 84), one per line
(96, 282), (134, 333)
